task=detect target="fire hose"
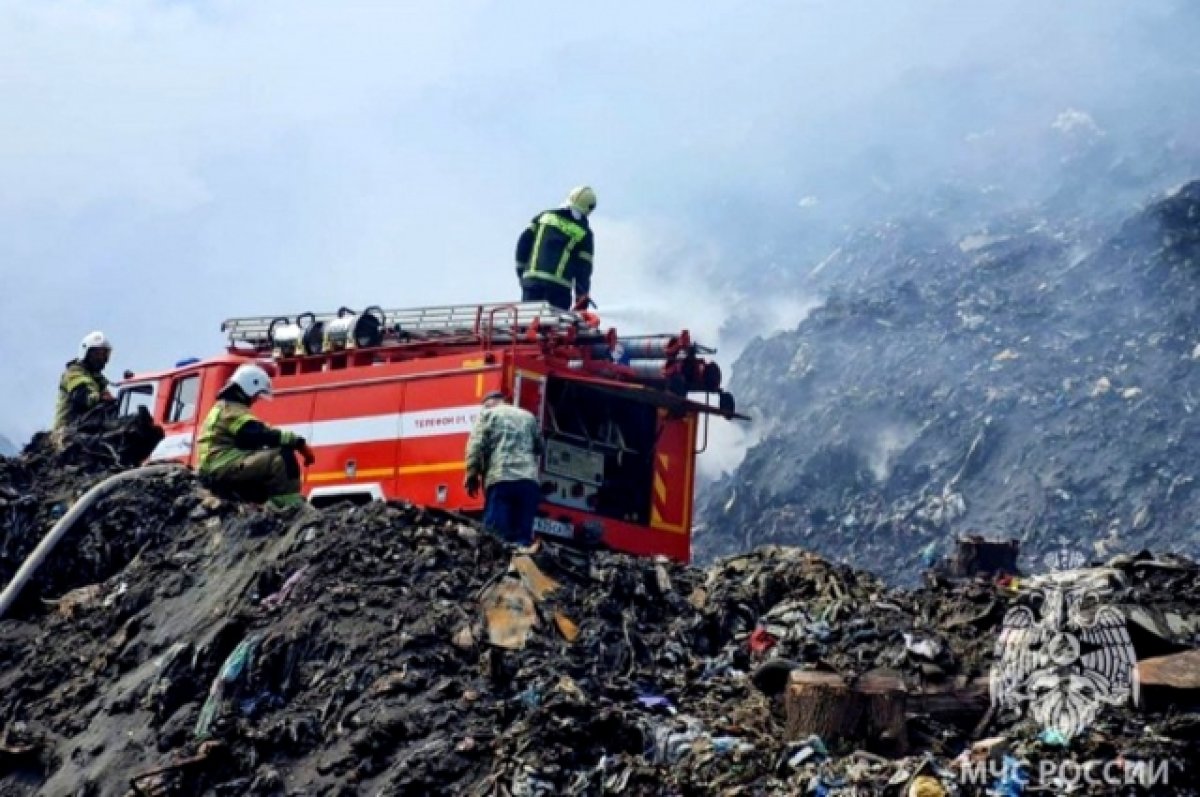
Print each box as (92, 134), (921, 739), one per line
(0, 464), (183, 620)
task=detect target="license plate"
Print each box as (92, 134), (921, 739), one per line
(533, 516), (574, 539)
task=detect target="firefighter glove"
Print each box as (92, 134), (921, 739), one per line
(297, 441), (316, 467)
(465, 474), (481, 498)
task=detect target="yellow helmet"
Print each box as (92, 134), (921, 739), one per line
(565, 185), (597, 216)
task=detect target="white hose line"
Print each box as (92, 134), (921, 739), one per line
(0, 464), (183, 619)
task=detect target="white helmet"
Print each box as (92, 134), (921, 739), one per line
(565, 185), (597, 216)
(228, 363), (273, 400)
(79, 330), (112, 360)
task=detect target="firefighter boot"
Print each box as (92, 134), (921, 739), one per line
(267, 492), (307, 510)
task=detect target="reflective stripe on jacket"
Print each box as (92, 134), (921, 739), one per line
(197, 401), (252, 474)
(515, 207), (594, 295)
(53, 360), (108, 430)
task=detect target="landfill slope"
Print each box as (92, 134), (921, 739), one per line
(2, 442), (1199, 795)
(699, 181), (1200, 579)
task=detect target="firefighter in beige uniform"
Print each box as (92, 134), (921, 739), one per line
(196, 364), (315, 507)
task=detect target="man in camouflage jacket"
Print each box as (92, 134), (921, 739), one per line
(464, 391), (544, 544)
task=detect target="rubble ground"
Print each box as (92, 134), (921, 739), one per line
(702, 181), (1200, 583)
(1, 440), (1198, 796)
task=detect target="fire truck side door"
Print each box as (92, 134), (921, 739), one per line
(156, 371), (204, 466)
(648, 410), (696, 539)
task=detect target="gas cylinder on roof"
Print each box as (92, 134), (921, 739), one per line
(268, 312), (323, 357)
(324, 306), (385, 351)
(268, 315), (302, 357)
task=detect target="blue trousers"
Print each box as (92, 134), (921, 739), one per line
(483, 479), (542, 545)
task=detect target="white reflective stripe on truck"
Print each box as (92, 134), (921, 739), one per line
(149, 404), (484, 462)
(147, 433), (192, 462)
(281, 404), (481, 446)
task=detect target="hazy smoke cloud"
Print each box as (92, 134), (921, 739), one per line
(3, 0), (1198, 448)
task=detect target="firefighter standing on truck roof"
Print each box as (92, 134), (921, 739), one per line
(464, 390), (544, 545)
(54, 331), (117, 431)
(515, 185), (596, 311)
(196, 364), (315, 509)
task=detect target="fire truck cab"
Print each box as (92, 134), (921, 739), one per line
(116, 301), (744, 562)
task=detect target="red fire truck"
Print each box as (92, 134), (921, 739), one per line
(115, 301), (744, 562)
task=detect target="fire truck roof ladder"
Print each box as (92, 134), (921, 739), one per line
(220, 301), (582, 352)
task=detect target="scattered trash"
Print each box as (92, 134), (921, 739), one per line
(511, 554), (559, 599)
(195, 635), (260, 739)
(786, 735), (829, 768)
(636, 693), (674, 712)
(481, 578), (539, 650)
(908, 774), (946, 797)
(2, 431), (1200, 794)
(748, 626), (778, 654)
(646, 721), (703, 765)
(903, 633), (943, 661)
(1039, 728), (1069, 747)
(710, 735), (754, 756)
(238, 692), (283, 718)
(518, 684), (542, 709)
(992, 755), (1029, 796)
(49, 583), (103, 619)
(261, 565), (309, 609)
(553, 610), (580, 642)
(452, 625), (477, 651)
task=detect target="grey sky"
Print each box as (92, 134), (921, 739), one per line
(1, 0), (1194, 451)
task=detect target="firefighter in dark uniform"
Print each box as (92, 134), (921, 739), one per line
(196, 363), (315, 508)
(54, 331), (116, 431)
(515, 185), (596, 311)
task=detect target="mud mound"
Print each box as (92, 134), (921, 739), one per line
(701, 180), (1200, 583)
(0, 442), (1198, 795)
(0, 432), (191, 620)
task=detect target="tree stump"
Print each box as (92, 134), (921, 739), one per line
(785, 669), (909, 751)
(858, 670), (909, 754)
(785, 671), (858, 741)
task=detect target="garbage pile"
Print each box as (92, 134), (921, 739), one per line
(2, 443), (1199, 794)
(0, 430), (178, 620)
(700, 180), (1200, 582)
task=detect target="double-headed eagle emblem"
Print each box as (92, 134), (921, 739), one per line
(990, 564), (1139, 741)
